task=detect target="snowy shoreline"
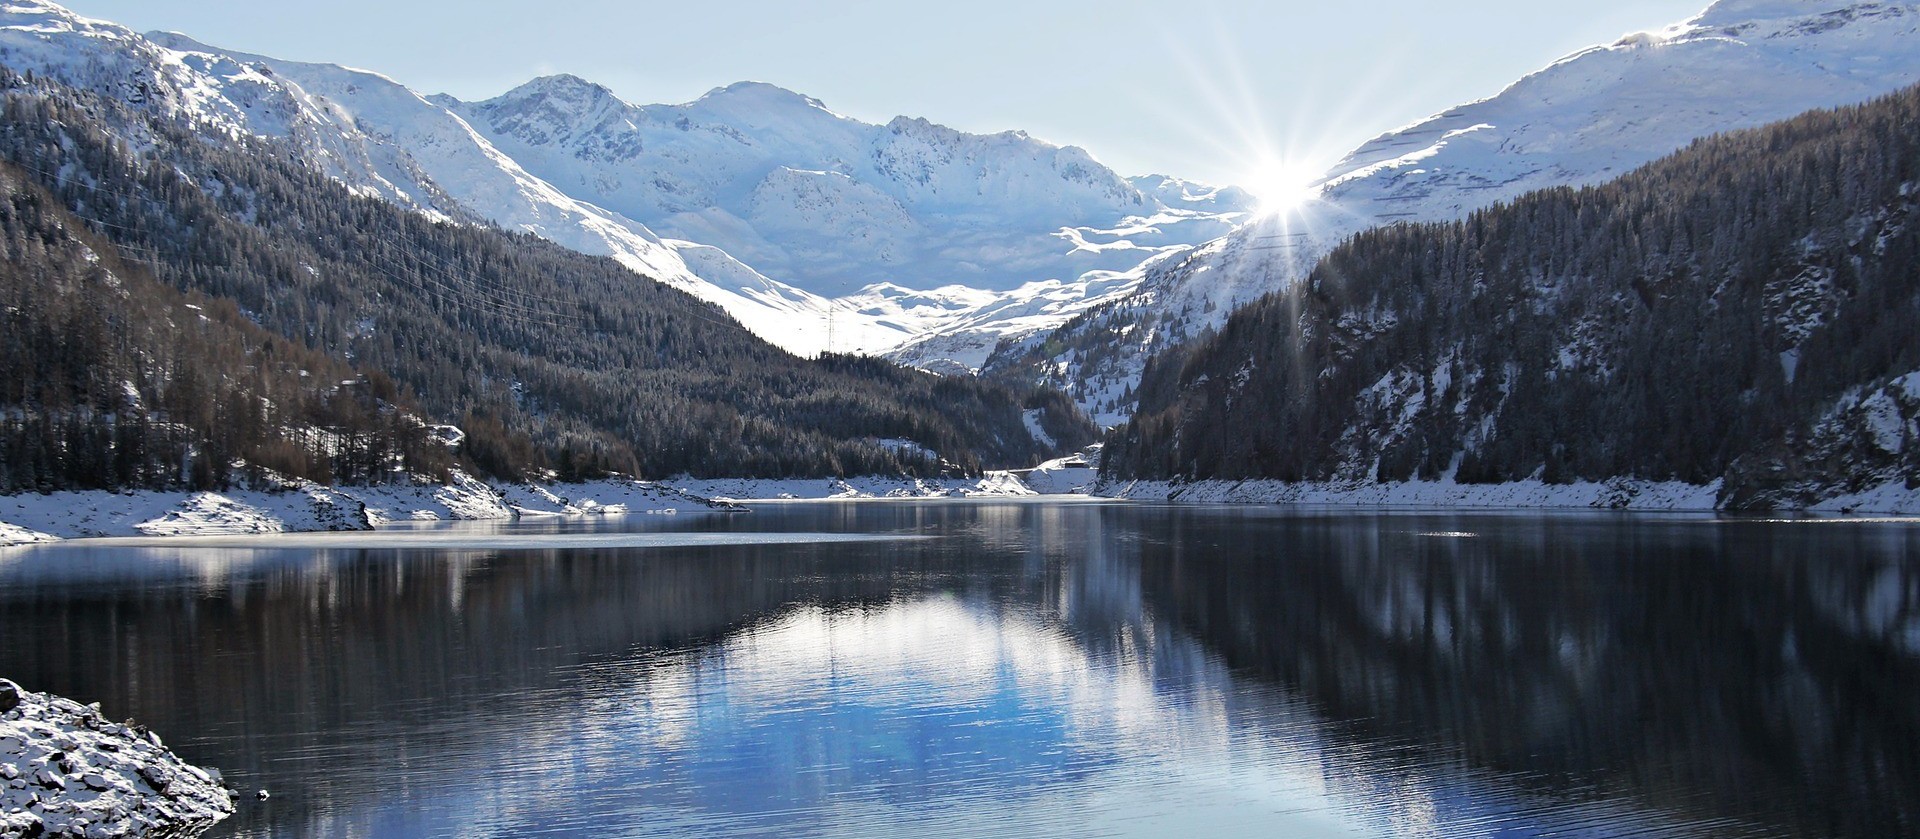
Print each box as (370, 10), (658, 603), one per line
(0, 473), (746, 547)
(11, 469), (1913, 548)
(667, 472), (1038, 502)
(0, 471), (1056, 547)
(1095, 477), (1920, 515)
(1, 679), (234, 837)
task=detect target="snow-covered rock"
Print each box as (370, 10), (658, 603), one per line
(0, 522), (54, 548)
(0, 679), (233, 837)
(997, 0), (1920, 420)
(496, 478), (747, 516)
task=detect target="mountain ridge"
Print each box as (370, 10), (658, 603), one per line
(0, 65), (1097, 484)
(987, 0), (1920, 425)
(447, 69), (1242, 298)
(0, 0), (1250, 362)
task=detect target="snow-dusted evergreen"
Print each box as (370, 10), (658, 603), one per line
(991, 0), (1920, 424)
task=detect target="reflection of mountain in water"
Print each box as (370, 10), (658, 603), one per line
(1132, 511), (1920, 839)
(0, 506), (1912, 837)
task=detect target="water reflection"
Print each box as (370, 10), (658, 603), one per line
(1129, 509), (1920, 838)
(0, 503), (1913, 838)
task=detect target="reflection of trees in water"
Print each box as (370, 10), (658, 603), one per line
(0, 507), (1913, 838)
(0, 540), (997, 834)
(1132, 512), (1920, 839)
(1047, 506), (1229, 706)
(0, 503), (1113, 836)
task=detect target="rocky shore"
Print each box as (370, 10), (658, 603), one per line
(0, 680), (232, 837)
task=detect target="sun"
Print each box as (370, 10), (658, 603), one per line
(1243, 156), (1323, 215)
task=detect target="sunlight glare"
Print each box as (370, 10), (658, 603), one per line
(1136, 7), (1439, 223)
(1244, 155), (1323, 215)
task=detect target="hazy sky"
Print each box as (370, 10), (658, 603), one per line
(63, 0), (1713, 189)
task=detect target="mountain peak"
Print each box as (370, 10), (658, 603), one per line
(1, 0), (128, 39)
(694, 80), (830, 113)
(491, 73), (625, 107)
(518, 73), (611, 97)
(0, 0), (82, 20)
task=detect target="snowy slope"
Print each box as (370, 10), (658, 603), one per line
(127, 33), (890, 356)
(450, 77), (1249, 299)
(993, 0), (1920, 421)
(0, 1), (1251, 362)
(0, 3), (1049, 358)
(444, 76), (1251, 366)
(0, 3), (787, 333)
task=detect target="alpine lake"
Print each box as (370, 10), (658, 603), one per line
(0, 499), (1915, 838)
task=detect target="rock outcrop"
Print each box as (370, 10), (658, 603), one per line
(1, 680), (233, 837)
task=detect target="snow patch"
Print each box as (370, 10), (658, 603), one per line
(496, 478), (745, 516)
(1021, 452), (1100, 495)
(1021, 409), (1057, 449)
(1809, 479), (1920, 515)
(0, 521), (54, 547)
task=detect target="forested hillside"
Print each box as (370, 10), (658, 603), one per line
(0, 162), (454, 492)
(0, 69), (1094, 486)
(981, 0), (1920, 429)
(1107, 84), (1920, 510)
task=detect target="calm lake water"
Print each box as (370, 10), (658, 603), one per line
(1, 500), (1917, 838)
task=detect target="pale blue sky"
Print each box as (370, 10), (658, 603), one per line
(64, 1), (1712, 189)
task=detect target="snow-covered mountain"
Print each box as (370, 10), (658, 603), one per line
(990, 0), (1920, 425)
(0, 0), (1251, 363)
(448, 76), (1247, 297)
(15, 0), (1909, 393)
(442, 76), (1250, 364)
(0, 1), (868, 351)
